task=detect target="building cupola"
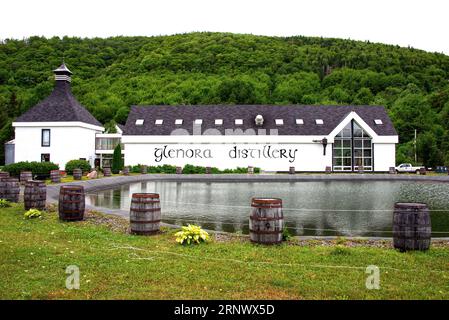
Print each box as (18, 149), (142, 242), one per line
(53, 63), (73, 83)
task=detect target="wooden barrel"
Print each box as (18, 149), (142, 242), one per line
(249, 198), (284, 244)
(73, 168), (82, 180)
(20, 171), (33, 184)
(103, 167), (111, 177)
(247, 166), (254, 174)
(0, 172), (10, 179)
(140, 165), (147, 174)
(389, 167), (396, 174)
(289, 167), (295, 174)
(24, 180), (46, 210)
(176, 166), (182, 174)
(0, 178), (20, 203)
(58, 186), (85, 221)
(419, 167), (426, 175)
(130, 193), (161, 235)
(50, 170), (61, 183)
(393, 203), (431, 252)
(205, 167), (211, 174)
(325, 166), (332, 174)
(123, 167), (130, 176)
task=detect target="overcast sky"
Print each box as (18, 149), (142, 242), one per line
(1, 0), (448, 54)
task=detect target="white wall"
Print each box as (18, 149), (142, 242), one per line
(124, 143), (331, 171)
(373, 143), (396, 171)
(14, 125), (101, 170)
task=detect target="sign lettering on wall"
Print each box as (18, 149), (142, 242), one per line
(154, 145), (299, 163)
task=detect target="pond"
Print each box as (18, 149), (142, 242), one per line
(85, 180), (449, 237)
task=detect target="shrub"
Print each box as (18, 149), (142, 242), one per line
(282, 228), (292, 241)
(126, 164), (261, 174)
(112, 144), (123, 174)
(175, 224), (210, 245)
(24, 209), (42, 219)
(182, 164), (206, 174)
(2, 161), (59, 177)
(65, 160), (91, 175)
(0, 199), (11, 208)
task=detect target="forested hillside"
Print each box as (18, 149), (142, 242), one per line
(1, 32), (449, 166)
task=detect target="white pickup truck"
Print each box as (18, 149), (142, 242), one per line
(395, 163), (425, 174)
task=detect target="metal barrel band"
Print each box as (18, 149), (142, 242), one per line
(251, 204), (283, 209)
(130, 208), (161, 212)
(249, 229), (282, 235)
(250, 216), (283, 221)
(132, 194), (159, 199)
(131, 200), (160, 204)
(60, 210), (84, 214)
(130, 220), (161, 224)
(60, 200), (83, 204)
(61, 191), (84, 195)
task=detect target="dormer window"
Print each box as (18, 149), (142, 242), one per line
(275, 119), (284, 126)
(194, 119), (203, 125)
(135, 119), (144, 126)
(175, 119), (183, 125)
(235, 119), (243, 125)
(155, 119), (163, 125)
(296, 119), (304, 125)
(215, 119), (223, 125)
(315, 119), (324, 125)
(374, 119), (383, 125)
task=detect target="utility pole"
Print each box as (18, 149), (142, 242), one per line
(414, 129), (417, 164)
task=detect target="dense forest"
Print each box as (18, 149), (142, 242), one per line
(1, 32), (449, 166)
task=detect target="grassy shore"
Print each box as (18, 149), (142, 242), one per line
(0, 203), (448, 300)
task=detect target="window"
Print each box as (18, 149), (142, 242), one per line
(95, 138), (121, 150)
(135, 119), (144, 125)
(315, 119), (324, 125)
(215, 119), (223, 125)
(235, 119), (243, 125)
(194, 119), (203, 125)
(41, 153), (50, 162)
(296, 119), (304, 125)
(275, 119), (284, 126)
(41, 129), (50, 147)
(155, 119), (163, 125)
(333, 121), (372, 172)
(374, 119), (383, 125)
(175, 119), (183, 125)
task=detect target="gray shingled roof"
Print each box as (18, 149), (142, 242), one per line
(123, 105), (397, 136)
(15, 81), (103, 127)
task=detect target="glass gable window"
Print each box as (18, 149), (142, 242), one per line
(332, 121), (372, 172)
(41, 129), (50, 147)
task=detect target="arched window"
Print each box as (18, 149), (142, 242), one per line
(332, 120), (372, 171)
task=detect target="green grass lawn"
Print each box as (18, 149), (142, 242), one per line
(0, 203), (448, 300)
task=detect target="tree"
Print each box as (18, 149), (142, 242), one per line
(114, 107), (130, 124)
(416, 132), (442, 167)
(111, 144), (123, 174)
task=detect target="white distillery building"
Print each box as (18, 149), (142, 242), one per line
(10, 64), (122, 169)
(122, 105), (398, 172)
(8, 65), (398, 172)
